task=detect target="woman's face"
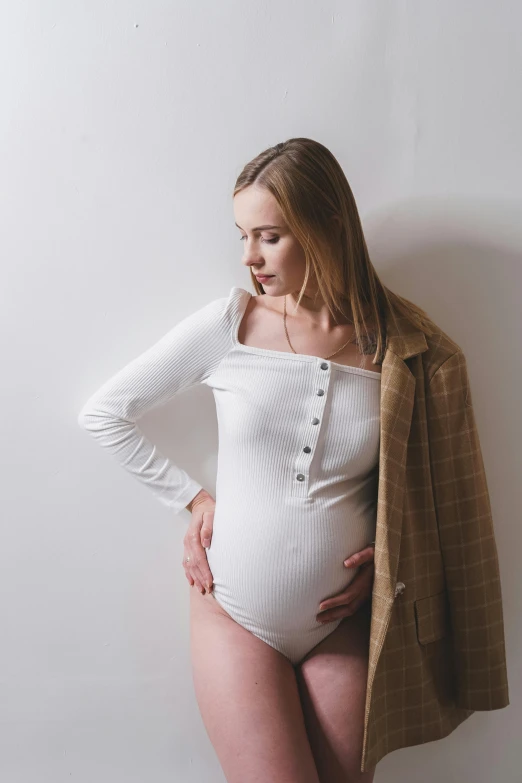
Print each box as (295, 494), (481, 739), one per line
(233, 184), (316, 297)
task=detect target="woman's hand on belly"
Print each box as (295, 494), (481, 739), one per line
(182, 492), (216, 595)
(316, 542), (375, 623)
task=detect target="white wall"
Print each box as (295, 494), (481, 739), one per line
(1, 2), (520, 781)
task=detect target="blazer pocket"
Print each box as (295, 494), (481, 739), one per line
(414, 591), (450, 645)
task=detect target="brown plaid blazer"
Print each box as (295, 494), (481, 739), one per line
(359, 304), (510, 772)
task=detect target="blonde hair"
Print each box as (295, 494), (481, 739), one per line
(233, 137), (435, 366)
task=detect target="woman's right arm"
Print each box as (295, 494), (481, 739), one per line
(78, 292), (233, 518)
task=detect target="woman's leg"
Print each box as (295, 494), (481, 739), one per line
(189, 586), (322, 783)
(294, 606), (376, 783)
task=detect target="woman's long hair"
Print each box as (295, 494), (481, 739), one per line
(233, 137), (435, 366)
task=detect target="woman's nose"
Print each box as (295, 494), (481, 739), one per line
(242, 252), (263, 267)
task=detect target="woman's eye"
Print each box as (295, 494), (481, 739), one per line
(239, 236), (279, 244)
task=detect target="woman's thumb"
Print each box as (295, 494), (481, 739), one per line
(201, 520), (213, 548)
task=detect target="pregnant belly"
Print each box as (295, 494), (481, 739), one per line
(205, 505), (375, 635)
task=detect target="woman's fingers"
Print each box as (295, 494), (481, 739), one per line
(197, 511), (214, 591)
(318, 586), (358, 613)
(181, 545), (206, 593)
(188, 527), (209, 591)
(183, 502), (215, 594)
(317, 596), (366, 622)
(344, 542), (375, 568)
(317, 585), (369, 620)
(317, 560), (374, 620)
(200, 521), (213, 550)
(188, 549), (211, 593)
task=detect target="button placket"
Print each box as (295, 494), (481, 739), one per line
(292, 360), (332, 498)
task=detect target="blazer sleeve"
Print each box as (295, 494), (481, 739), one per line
(425, 349), (510, 711)
(77, 293), (232, 518)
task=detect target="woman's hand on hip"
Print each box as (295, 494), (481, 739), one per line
(316, 543), (375, 623)
(182, 490), (215, 595)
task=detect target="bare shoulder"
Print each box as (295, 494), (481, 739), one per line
(238, 292), (382, 374)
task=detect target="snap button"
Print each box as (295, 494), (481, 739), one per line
(394, 582), (406, 597)
(320, 362), (329, 370)
(312, 417), (320, 425)
(296, 474), (305, 481)
(317, 389), (324, 396)
(303, 446), (311, 453)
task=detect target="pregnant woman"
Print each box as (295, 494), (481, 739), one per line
(78, 138), (509, 782)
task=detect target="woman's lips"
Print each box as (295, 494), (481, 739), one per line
(255, 274), (275, 282)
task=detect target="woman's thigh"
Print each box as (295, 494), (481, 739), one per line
(189, 586), (321, 783)
(294, 606), (376, 783)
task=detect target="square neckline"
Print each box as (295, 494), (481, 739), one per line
(231, 287), (382, 380)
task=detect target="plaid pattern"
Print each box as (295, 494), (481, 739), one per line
(359, 305), (510, 772)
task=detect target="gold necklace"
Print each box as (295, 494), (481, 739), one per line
(283, 295), (355, 360)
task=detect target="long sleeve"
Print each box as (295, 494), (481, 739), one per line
(425, 349), (509, 710)
(78, 292), (233, 517)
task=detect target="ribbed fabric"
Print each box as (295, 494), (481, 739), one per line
(78, 286), (381, 664)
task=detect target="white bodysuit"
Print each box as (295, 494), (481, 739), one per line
(78, 286), (381, 664)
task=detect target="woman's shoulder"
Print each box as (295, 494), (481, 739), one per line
(418, 314), (467, 381)
(190, 286), (251, 325)
(383, 298), (464, 372)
